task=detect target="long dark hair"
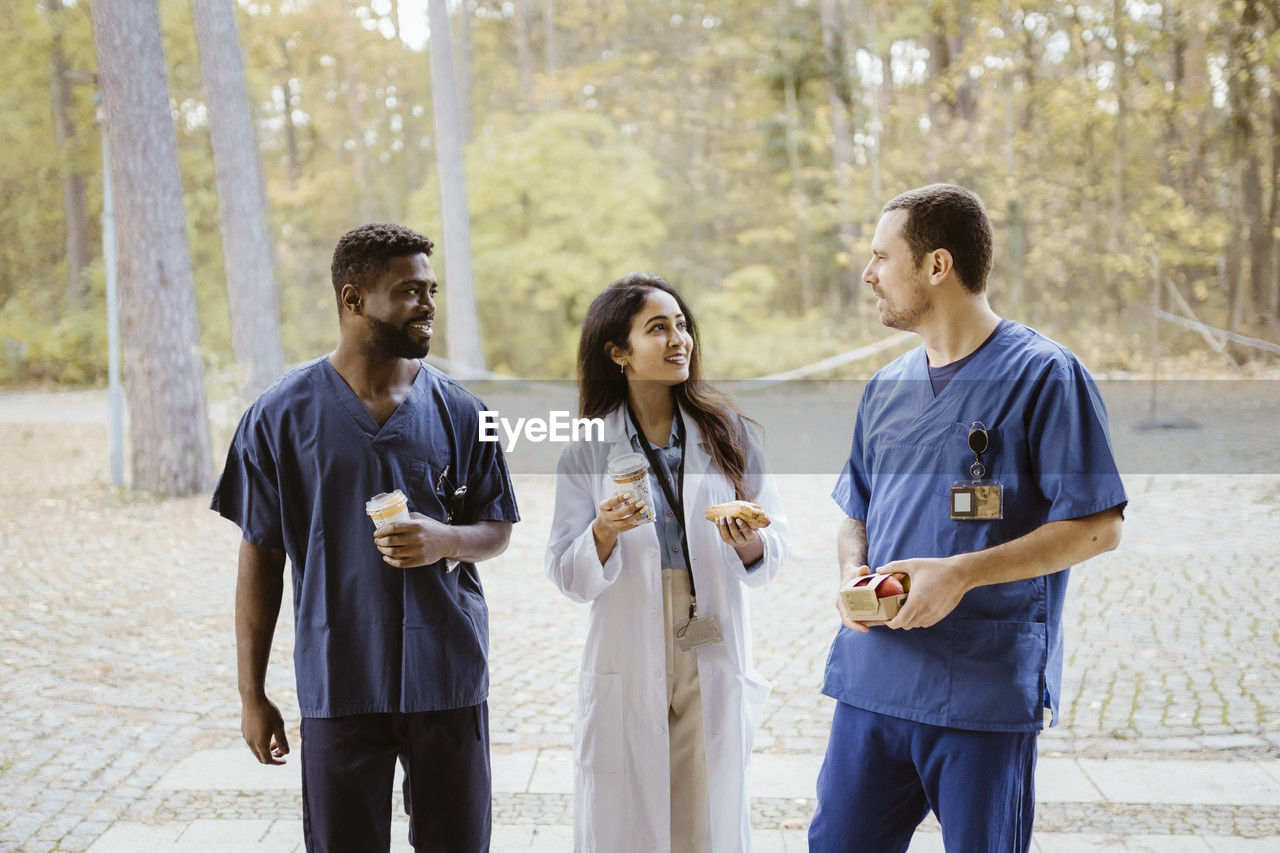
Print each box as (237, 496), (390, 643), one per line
(577, 273), (757, 499)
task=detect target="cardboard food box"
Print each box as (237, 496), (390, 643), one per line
(839, 572), (909, 624)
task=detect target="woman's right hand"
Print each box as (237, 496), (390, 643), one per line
(594, 492), (647, 535)
(591, 492), (646, 562)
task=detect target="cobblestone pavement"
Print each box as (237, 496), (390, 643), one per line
(2, 393), (1279, 851)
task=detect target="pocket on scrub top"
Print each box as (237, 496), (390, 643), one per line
(406, 457), (451, 519)
(575, 671), (624, 774)
(945, 617), (1045, 728)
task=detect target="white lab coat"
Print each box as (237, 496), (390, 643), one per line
(545, 405), (789, 853)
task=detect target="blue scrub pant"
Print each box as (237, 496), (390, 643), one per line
(301, 703), (491, 853)
(808, 702), (1036, 853)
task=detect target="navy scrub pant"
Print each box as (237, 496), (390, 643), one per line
(808, 702), (1037, 853)
(300, 703), (491, 853)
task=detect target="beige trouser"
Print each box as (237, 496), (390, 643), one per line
(662, 568), (710, 853)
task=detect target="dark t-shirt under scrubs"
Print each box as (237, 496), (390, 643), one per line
(212, 357), (520, 718)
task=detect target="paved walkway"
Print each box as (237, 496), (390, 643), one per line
(1, 391), (1278, 851)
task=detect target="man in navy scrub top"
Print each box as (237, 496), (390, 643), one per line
(212, 223), (520, 853)
(809, 185), (1126, 853)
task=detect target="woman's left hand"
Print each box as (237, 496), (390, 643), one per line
(715, 516), (759, 547)
(716, 517), (764, 565)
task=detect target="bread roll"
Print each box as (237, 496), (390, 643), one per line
(704, 500), (771, 528)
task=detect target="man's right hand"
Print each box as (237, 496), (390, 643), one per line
(836, 564), (874, 634)
(241, 696), (290, 765)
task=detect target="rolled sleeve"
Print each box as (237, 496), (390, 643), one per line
(463, 419), (521, 524)
(211, 408), (284, 549)
(1029, 360), (1128, 522)
(831, 398), (871, 521)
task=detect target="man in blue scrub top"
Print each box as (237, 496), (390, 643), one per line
(809, 185), (1126, 852)
(212, 223), (519, 853)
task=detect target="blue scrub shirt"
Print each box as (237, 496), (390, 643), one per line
(212, 358), (520, 718)
(827, 321), (1126, 732)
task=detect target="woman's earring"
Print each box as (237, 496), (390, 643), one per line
(619, 361), (626, 375)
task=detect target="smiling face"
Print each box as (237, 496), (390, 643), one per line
(360, 253), (437, 359)
(614, 288), (693, 387)
(863, 209), (933, 332)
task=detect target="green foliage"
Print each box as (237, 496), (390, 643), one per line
(0, 257), (106, 385)
(409, 109), (667, 376)
(3, 0), (1279, 387)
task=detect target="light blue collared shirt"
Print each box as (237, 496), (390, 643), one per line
(624, 410), (762, 573)
(625, 414), (688, 571)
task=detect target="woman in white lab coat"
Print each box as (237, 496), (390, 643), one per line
(546, 273), (788, 853)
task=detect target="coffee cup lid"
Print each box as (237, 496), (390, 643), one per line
(606, 452), (649, 477)
(366, 490), (407, 512)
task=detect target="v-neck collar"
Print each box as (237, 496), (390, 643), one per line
(911, 320), (1012, 412)
(320, 357), (426, 441)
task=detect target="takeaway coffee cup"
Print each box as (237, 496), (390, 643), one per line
(606, 452), (657, 525)
(366, 490), (410, 529)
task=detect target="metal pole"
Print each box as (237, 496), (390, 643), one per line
(100, 112), (124, 487)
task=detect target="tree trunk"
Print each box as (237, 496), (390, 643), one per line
(515, 0), (534, 108)
(1245, 150), (1268, 328)
(1002, 0), (1024, 312)
(1272, 58), (1280, 324)
(820, 0), (859, 317)
(428, 0), (484, 371)
(1107, 0), (1127, 313)
(339, 2), (374, 222)
(544, 0), (557, 73)
(455, 0), (473, 141)
(387, 0), (400, 40)
(192, 0), (285, 396)
(781, 58), (813, 313)
(851, 0), (882, 206)
(278, 39), (301, 188)
(90, 0), (212, 496)
(46, 0), (91, 308)
(927, 3), (953, 130)
(1227, 0), (1265, 334)
(926, 0), (973, 128)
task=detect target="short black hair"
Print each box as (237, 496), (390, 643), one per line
(883, 184), (993, 294)
(330, 223), (434, 311)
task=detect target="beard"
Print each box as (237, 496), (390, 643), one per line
(878, 273), (932, 332)
(367, 315), (431, 359)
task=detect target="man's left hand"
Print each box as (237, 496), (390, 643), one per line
(374, 512), (458, 568)
(882, 555), (972, 630)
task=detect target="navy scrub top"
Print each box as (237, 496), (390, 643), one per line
(827, 321), (1127, 732)
(212, 357), (520, 718)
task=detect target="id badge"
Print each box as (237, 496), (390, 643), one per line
(675, 614), (723, 651)
(950, 481), (1003, 519)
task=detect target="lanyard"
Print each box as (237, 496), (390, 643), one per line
(626, 404), (698, 615)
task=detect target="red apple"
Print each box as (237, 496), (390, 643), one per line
(875, 573), (905, 598)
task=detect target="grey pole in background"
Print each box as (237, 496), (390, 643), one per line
(98, 98), (124, 488)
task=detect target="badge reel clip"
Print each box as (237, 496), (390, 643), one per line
(950, 421), (1003, 520)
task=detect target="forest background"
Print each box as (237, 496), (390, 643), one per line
(2, 0), (1279, 491)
